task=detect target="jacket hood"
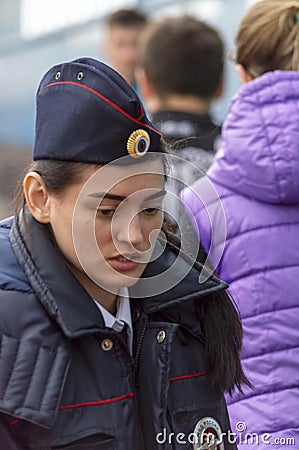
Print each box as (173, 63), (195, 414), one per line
(209, 71), (299, 204)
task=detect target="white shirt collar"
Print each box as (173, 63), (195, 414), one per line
(93, 287), (133, 354)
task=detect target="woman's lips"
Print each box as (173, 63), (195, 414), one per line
(107, 254), (140, 272)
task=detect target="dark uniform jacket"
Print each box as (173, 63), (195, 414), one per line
(0, 210), (236, 449)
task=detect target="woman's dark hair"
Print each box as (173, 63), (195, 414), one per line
(15, 158), (251, 394)
(14, 152), (168, 213)
(164, 226), (252, 395)
(197, 289), (252, 394)
(14, 159), (97, 213)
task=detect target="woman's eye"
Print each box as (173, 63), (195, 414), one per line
(97, 209), (115, 217)
(142, 207), (161, 216)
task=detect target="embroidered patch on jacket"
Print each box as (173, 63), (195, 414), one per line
(193, 417), (224, 450)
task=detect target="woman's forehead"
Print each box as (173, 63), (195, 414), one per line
(80, 159), (165, 199)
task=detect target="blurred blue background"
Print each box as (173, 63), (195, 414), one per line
(0, 0), (257, 217)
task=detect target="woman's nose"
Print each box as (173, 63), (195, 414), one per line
(114, 211), (144, 247)
(129, 214), (144, 246)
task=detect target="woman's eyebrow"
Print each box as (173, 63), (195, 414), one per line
(88, 192), (126, 201)
(88, 190), (166, 202)
(144, 190), (166, 201)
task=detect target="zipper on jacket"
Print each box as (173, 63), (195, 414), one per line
(133, 312), (148, 387)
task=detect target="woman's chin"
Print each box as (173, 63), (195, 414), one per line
(88, 264), (146, 292)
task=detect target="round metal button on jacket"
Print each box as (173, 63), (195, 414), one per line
(101, 339), (113, 351)
(156, 330), (166, 344)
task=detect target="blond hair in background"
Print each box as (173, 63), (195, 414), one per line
(236, 0), (299, 78)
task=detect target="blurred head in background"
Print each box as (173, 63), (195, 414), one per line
(104, 8), (148, 84)
(235, 0), (299, 84)
(136, 15), (224, 115)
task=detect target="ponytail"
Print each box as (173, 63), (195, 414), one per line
(196, 290), (253, 395)
(236, 0), (299, 77)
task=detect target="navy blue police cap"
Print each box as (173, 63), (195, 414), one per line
(33, 57), (162, 163)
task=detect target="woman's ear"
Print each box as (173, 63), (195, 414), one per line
(236, 64), (254, 85)
(23, 172), (51, 223)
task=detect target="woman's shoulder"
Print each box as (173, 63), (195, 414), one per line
(0, 217), (33, 294)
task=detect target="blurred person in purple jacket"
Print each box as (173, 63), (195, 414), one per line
(182, 1), (299, 448)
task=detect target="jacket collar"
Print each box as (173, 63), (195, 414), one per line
(130, 237), (227, 313)
(10, 208), (105, 338)
(10, 207), (226, 337)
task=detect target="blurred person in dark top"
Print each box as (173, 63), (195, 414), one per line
(136, 16), (225, 246)
(104, 8), (148, 91)
(137, 15), (224, 165)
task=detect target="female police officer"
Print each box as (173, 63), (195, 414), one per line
(0, 58), (249, 449)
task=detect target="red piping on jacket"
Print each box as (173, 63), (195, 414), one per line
(9, 418), (20, 427)
(43, 81), (161, 136)
(169, 371), (208, 382)
(8, 419), (20, 427)
(59, 392), (135, 410)
(9, 393), (135, 425)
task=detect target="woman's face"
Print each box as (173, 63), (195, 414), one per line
(47, 158), (165, 296)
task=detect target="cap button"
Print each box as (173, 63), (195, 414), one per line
(55, 71), (61, 80)
(101, 338), (114, 351)
(77, 71), (84, 81)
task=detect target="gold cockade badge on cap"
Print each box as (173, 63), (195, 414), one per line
(127, 129), (150, 158)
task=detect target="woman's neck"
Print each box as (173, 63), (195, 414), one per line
(67, 262), (118, 315)
(86, 281), (118, 315)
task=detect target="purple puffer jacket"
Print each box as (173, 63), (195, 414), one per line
(182, 71), (299, 449)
